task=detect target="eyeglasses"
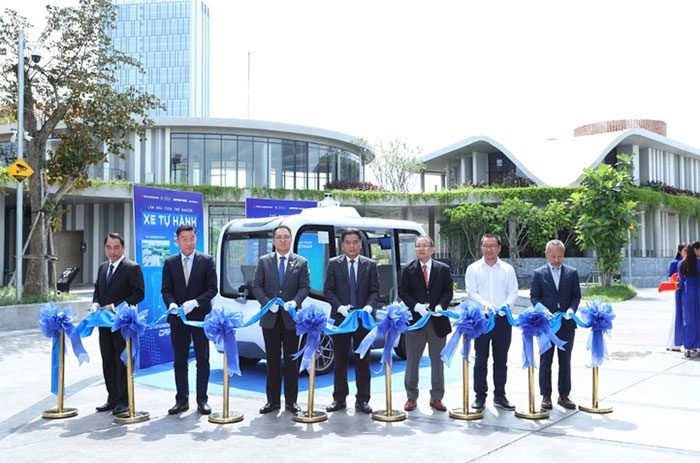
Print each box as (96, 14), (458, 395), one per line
(274, 235), (291, 241)
(481, 244), (499, 249)
(415, 244), (433, 248)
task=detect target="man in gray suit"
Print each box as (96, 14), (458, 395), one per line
(323, 228), (379, 414)
(253, 225), (310, 415)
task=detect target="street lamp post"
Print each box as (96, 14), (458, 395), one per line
(16, 29), (25, 302)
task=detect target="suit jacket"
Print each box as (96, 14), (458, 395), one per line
(530, 263), (581, 330)
(161, 250), (218, 322)
(93, 258), (145, 308)
(252, 252), (310, 330)
(323, 254), (380, 324)
(398, 259), (453, 337)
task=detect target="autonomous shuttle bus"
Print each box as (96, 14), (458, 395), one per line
(213, 204), (426, 374)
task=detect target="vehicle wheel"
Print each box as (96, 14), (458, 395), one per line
(394, 333), (407, 360)
(239, 356), (261, 367)
(313, 333), (335, 375)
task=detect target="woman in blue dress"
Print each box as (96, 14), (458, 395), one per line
(679, 242), (700, 358)
(667, 244), (685, 351)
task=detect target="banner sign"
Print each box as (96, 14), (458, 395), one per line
(133, 185), (204, 368)
(245, 197), (317, 219)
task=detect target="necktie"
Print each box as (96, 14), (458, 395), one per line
(552, 266), (560, 290)
(183, 256), (190, 285)
(278, 256), (286, 286)
(106, 264), (114, 284)
(349, 259), (357, 308)
(422, 264), (429, 287)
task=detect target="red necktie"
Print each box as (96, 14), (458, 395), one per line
(422, 264), (429, 287)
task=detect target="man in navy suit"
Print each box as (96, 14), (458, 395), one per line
(161, 225), (218, 415)
(530, 239), (581, 411)
(92, 233), (145, 416)
(253, 225), (310, 415)
(398, 235), (453, 412)
(323, 228), (379, 414)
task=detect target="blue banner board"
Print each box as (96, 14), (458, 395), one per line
(133, 186), (204, 368)
(245, 197), (317, 219)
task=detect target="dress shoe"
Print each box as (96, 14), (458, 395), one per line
(355, 401), (372, 414)
(557, 395), (576, 410)
(429, 400), (447, 412)
(259, 403), (281, 414)
(197, 402), (212, 415)
(471, 398), (485, 411)
(325, 401), (347, 412)
(95, 402), (116, 413)
(285, 403), (301, 414)
(111, 404), (129, 416)
(541, 395), (553, 410)
(168, 402), (190, 415)
(404, 399), (417, 412)
(493, 396), (516, 411)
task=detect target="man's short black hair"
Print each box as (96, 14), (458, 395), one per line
(104, 232), (125, 247)
(480, 233), (501, 246)
(176, 224), (196, 237)
(273, 225), (292, 237)
(341, 228), (362, 242)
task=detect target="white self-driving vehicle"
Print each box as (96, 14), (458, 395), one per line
(213, 201), (426, 374)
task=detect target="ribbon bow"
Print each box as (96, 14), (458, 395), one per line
(204, 307), (244, 376)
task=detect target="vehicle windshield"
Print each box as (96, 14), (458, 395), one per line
(220, 231), (273, 298)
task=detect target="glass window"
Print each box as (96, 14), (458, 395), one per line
(294, 141), (308, 189)
(295, 226), (334, 296)
(208, 204), (245, 256)
(282, 140), (296, 189)
(318, 145), (335, 188)
(205, 135), (222, 186)
(237, 137), (253, 188)
(269, 140), (283, 188)
(220, 231), (273, 298)
(308, 143), (321, 190)
(222, 136), (237, 187)
(188, 135), (204, 186)
(170, 135), (188, 183)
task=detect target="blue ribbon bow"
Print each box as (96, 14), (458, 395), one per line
(293, 304), (329, 373)
(111, 302), (148, 371)
(356, 301), (411, 372)
(516, 303), (567, 368)
(38, 303), (90, 395)
(578, 301), (615, 367)
(440, 301), (494, 366)
(204, 307), (244, 376)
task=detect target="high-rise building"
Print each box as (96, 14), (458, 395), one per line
(109, 0), (210, 117)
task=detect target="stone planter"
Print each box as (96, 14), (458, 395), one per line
(0, 300), (93, 331)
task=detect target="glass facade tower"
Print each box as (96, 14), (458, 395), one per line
(109, 0), (210, 117)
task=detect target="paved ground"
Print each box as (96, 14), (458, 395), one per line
(0, 288), (698, 462)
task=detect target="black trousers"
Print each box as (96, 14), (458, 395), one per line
(473, 316), (512, 400)
(332, 327), (371, 404)
(262, 315), (300, 405)
(539, 322), (576, 397)
(170, 317), (210, 405)
(98, 327), (127, 407)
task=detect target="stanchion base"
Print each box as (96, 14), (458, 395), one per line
(293, 411), (327, 423)
(42, 407), (78, 419)
(448, 408), (483, 420)
(209, 411), (244, 424)
(514, 409), (549, 420)
(578, 405), (613, 414)
(113, 411), (150, 425)
(372, 410), (406, 422)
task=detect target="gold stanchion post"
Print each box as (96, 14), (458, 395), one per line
(43, 331), (78, 419)
(578, 366), (612, 414)
(514, 366), (549, 420)
(449, 357), (483, 420)
(372, 335), (406, 422)
(113, 337), (150, 424)
(209, 352), (244, 424)
(293, 353), (327, 423)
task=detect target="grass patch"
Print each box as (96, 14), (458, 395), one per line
(583, 283), (637, 302)
(0, 287), (80, 307)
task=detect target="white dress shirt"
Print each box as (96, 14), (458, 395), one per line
(464, 257), (519, 308)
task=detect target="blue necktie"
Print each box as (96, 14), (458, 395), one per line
(349, 259), (357, 308)
(278, 256), (286, 287)
(106, 264), (114, 285)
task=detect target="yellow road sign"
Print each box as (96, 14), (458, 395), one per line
(6, 159), (34, 182)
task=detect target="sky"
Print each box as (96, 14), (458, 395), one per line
(6, 0), (700, 156)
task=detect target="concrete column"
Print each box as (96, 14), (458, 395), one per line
(471, 152), (478, 184)
(668, 152), (675, 185)
(163, 128), (171, 184)
(460, 157), (468, 185)
(132, 132), (141, 183)
(632, 144), (640, 185)
(639, 211), (646, 256)
(654, 209), (662, 257)
(679, 155), (686, 189)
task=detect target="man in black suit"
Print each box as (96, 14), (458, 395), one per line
(92, 233), (145, 416)
(323, 228), (379, 414)
(399, 235), (453, 413)
(161, 225), (218, 415)
(253, 225), (310, 415)
(530, 239), (581, 411)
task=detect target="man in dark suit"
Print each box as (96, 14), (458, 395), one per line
(323, 228), (379, 414)
(92, 233), (145, 416)
(399, 235), (453, 413)
(253, 225), (310, 415)
(161, 224), (218, 415)
(530, 239), (581, 411)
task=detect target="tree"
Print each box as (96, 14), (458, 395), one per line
(440, 202), (501, 260)
(369, 139), (425, 193)
(0, 0), (161, 295)
(530, 198), (578, 254)
(494, 198), (541, 260)
(571, 154), (637, 286)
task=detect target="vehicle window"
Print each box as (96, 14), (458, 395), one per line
(220, 232), (273, 298)
(295, 227), (333, 296)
